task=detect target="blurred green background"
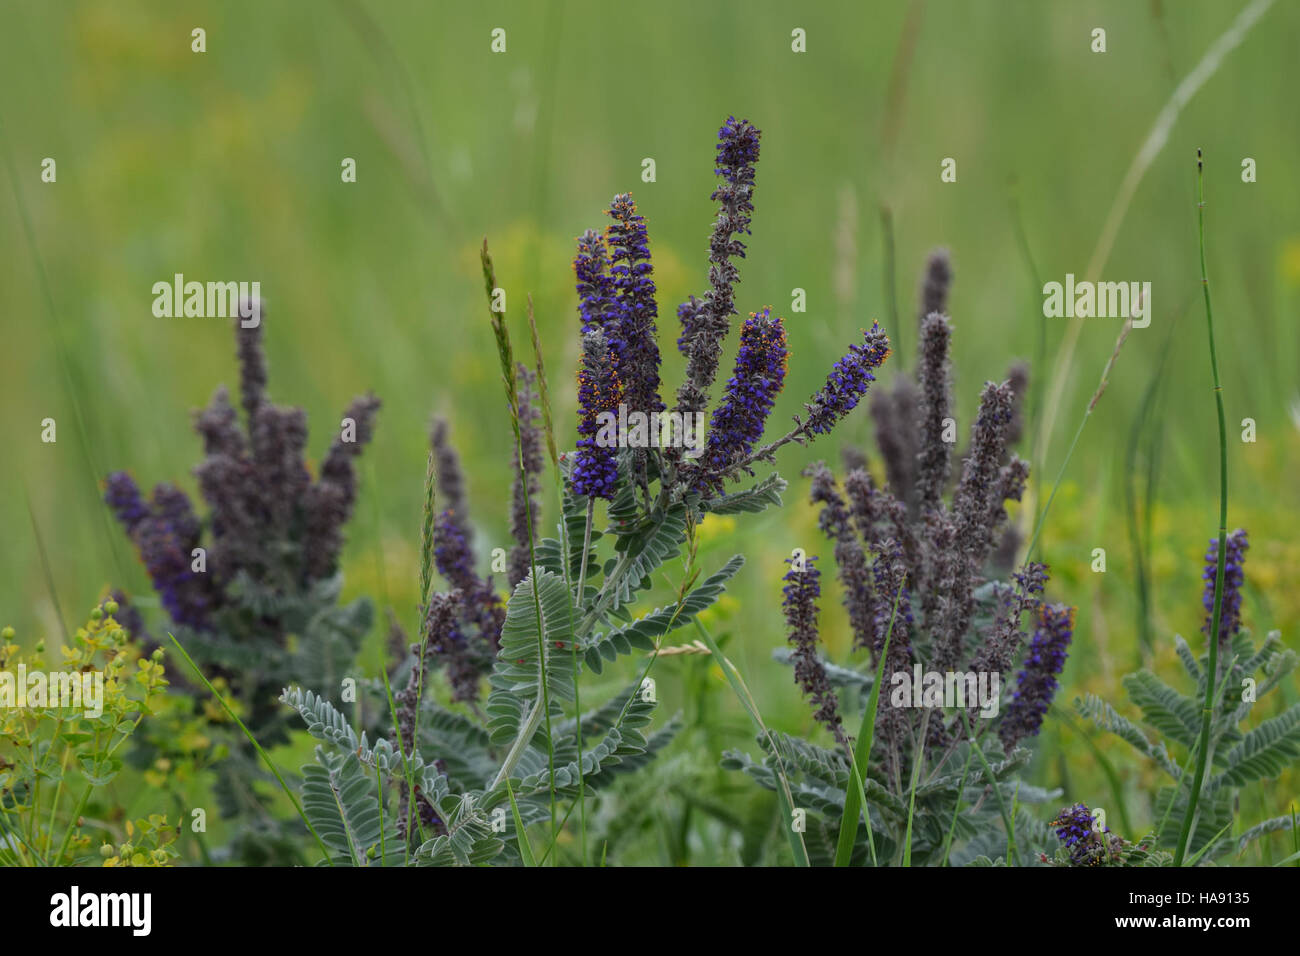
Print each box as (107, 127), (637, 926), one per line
(3, 0), (1297, 857)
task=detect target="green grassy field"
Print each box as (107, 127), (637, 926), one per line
(2, 1), (1297, 864)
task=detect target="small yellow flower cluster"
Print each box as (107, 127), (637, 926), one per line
(100, 814), (179, 867)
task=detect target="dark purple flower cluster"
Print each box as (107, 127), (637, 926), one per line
(423, 423), (508, 701)
(677, 116), (762, 415)
(567, 117), (893, 504)
(106, 305), (380, 636)
(104, 473), (212, 630)
(695, 310), (788, 493)
(574, 229), (619, 340)
(572, 329), (623, 500)
(1201, 528), (1248, 650)
(782, 555), (846, 746)
(1000, 602), (1075, 751)
(302, 394), (382, 581)
(1050, 806), (1102, 863)
(607, 194), (663, 416)
(1050, 803), (1117, 866)
(802, 323), (891, 436)
(433, 509), (504, 652)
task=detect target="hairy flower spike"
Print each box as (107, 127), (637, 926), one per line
(781, 555), (846, 745)
(677, 116), (762, 415)
(433, 509), (505, 660)
(431, 418), (470, 535)
(807, 463), (875, 652)
(574, 230), (619, 340)
(105, 471), (149, 534)
(952, 381), (1015, 561)
(1202, 528), (1249, 651)
(870, 375), (919, 508)
(676, 295), (706, 356)
(234, 300), (269, 426)
(1000, 602), (1074, 751)
(695, 309), (787, 493)
(917, 248), (952, 331)
(802, 322), (890, 436)
(302, 393), (382, 580)
(914, 313), (953, 513)
(606, 194), (663, 415)
(572, 330), (623, 500)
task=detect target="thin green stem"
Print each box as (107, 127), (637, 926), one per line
(1174, 150), (1228, 868)
(167, 633), (333, 865)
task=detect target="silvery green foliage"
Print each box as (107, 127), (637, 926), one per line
(722, 721), (1059, 866)
(1078, 629), (1299, 862)
(281, 451), (786, 866)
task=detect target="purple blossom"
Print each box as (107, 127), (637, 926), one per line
(105, 471), (149, 533)
(781, 555), (845, 746)
(1000, 602), (1074, 751)
(574, 230), (619, 340)
(1201, 529), (1248, 651)
(606, 193), (663, 416)
(695, 309), (787, 493)
(676, 116), (762, 415)
(572, 329), (623, 500)
(1050, 803), (1114, 866)
(433, 509), (505, 664)
(802, 323), (890, 436)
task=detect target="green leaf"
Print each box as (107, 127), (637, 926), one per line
(301, 749), (393, 866)
(698, 473), (788, 515)
(1214, 703), (1300, 786)
(486, 569), (577, 747)
(1124, 670), (1200, 749)
(583, 556), (744, 672)
(505, 779), (536, 867)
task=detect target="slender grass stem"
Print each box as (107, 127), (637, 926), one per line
(960, 708), (1021, 866)
(167, 633), (333, 864)
(1174, 150), (1228, 868)
(692, 619), (810, 867)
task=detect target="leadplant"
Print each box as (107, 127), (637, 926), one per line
(281, 115), (895, 866)
(727, 249), (1072, 866)
(1077, 547), (1299, 863)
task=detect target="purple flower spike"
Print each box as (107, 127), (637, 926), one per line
(572, 330), (623, 500)
(1201, 528), (1249, 651)
(695, 309), (788, 493)
(803, 323), (890, 435)
(1000, 602), (1074, 751)
(606, 193), (663, 416)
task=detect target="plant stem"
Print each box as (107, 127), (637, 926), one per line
(1174, 149), (1229, 868)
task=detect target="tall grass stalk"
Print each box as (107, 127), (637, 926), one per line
(1029, 0), (1273, 530)
(1173, 150), (1229, 868)
(168, 633), (333, 864)
(692, 619), (809, 867)
(480, 243), (557, 847)
(1024, 315), (1134, 563)
(960, 708), (1021, 866)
